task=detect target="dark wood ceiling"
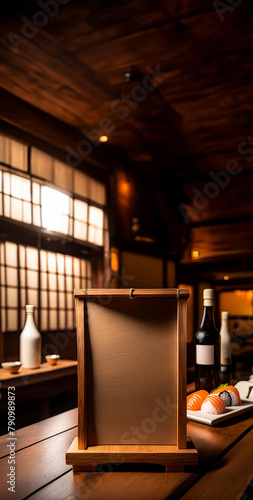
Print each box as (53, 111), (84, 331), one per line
(0, 0), (253, 262)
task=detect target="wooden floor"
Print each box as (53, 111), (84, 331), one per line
(0, 406), (252, 499)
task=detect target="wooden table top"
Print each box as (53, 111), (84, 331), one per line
(0, 360), (77, 388)
(0, 404), (252, 500)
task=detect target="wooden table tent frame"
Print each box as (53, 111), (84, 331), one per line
(66, 288), (198, 472)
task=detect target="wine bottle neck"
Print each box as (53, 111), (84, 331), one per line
(200, 306), (216, 330)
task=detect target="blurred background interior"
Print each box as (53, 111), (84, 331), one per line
(0, 0), (252, 432)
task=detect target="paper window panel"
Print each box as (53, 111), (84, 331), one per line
(49, 310), (57, 330)
(49, 291), (57, 309)
(67, 292), (74, 309)
(48, 252), (56, 273)
(6, 243), (17, 267)
(89, 178), (106, 205)
(20, 307), (25, 328)
(88, 206), (104, 245)
(11, 141), (28, 171)
(59, 292), (65, 309)
(66, 276), (73, 291)
(1, 287), (5, 307)
(31, 147), (53, 181)
(11, 175), (31, 201)
(0, 136), (28, 171)
(3, 172), (10, 194)
(73, 170), (89, 198)
(59, 214), (69, 234)
(89, 206), (103, 229)
(41, 312), (48, 331)
(11, 198), (22, 221)
(80, 260), (86, 277)
(40, 272), (47, 290)
(58, 274), (65, 289)
(74, 258), (80, 276)
(69, 216), (73, 237)
(54, 159), (73, 191)
(27, 248), (38, 270)
(4, 195), (11, 217)
(74, 276), (81, 288)
(41, 186), (70, 234)
(19, 246), (25, 268)
(20, 269), (25, 287)
(74, 220), (87, 240)
(11, 175), (22, 199)
(40, 291), (47, 309)
(20, 289), (26, 308)
(27, 270), (38, 288)
(7, 309), (18, 331)
(88, 226), (103, 246)
(32, 182), (40, 204)
(57, 254), (65, 274)
(40, 251), (47, 272)
(0, 193), (2, 216)
(0, 266), (5, 285)
(74, 199), (88, 221)
(28, 289), (38, 307)
(23, 202), (32, 224)
(7, 287), (18, 307)
(6, 267), (18, 286)
(65, 256), (72, 275)
(48, 273), (57, 290)
(33, 205), (41, 226)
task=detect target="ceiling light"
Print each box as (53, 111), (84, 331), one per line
(191, 250), (200, 259)
(224, 275), (230, 281)
(99, 135), (108, 142)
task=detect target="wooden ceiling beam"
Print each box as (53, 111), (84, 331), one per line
(0, 88), (107, 171)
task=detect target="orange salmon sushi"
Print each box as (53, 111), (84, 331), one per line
(201, 394), (226, 414)
(187, 390), (209, 411)
(212, 385), (241, 406)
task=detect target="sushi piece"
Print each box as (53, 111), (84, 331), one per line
(217, 390), (232, 407)
(213, 384), (241, 406)
(201, 394), (226, 415)
(187, 390), (209, 411)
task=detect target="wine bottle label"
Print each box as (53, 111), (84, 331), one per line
(196, 345), (215, 365)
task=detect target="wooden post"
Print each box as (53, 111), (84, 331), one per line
(75, 297), (87, 450)
(177, 290), (188, 449)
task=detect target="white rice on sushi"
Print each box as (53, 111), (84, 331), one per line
(227, 390), (241, 405)
(201, 394), (226, 415)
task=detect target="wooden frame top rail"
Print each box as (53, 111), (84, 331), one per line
(74, 288), (190, 299)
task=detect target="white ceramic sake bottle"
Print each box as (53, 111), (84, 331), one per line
(20, 305), (41, 369)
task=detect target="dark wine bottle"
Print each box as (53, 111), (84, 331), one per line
(194, 289), (220, 392)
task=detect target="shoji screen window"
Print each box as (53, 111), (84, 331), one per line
(0, 242), (92, 334)
(39, 250), (92, 332)
(19, 246), (39, 328)
(88, 206), (103, 246)
(1, 171), (32, 224)
(0, 242), (19, 332)
(41, 186), (71, 235)
(0, 168), (105, 247)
